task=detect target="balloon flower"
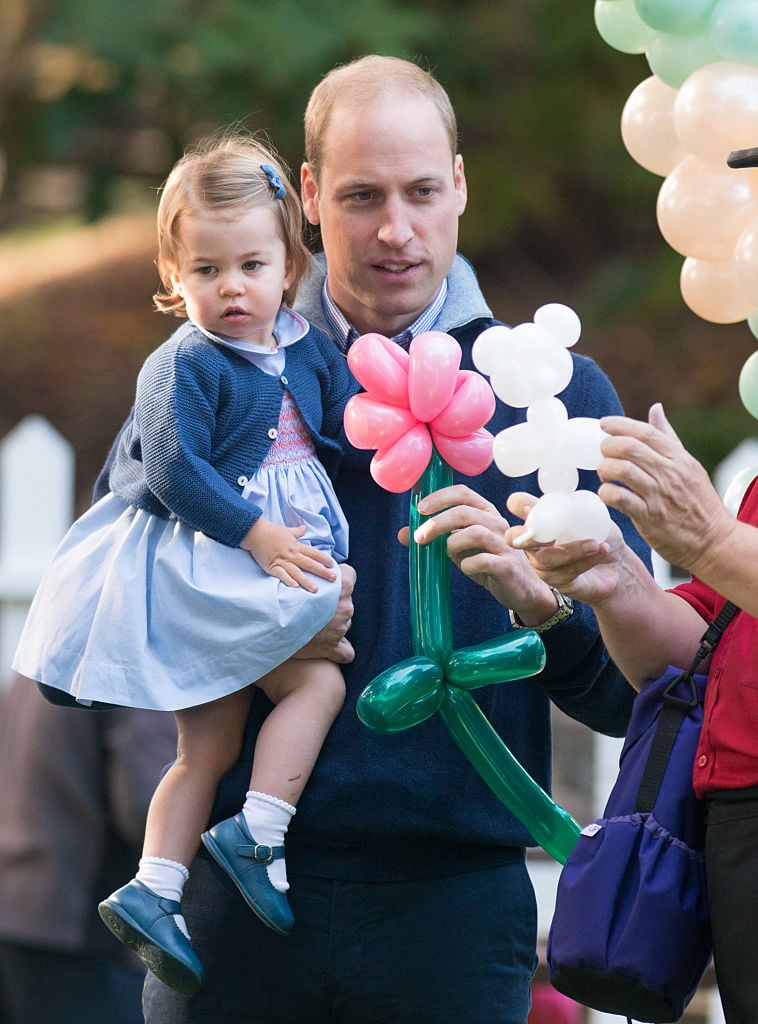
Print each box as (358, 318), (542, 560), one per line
(344, 331), (581, 864)
(473, 303), (613, 546)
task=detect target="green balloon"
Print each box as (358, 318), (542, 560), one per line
(356, 656), (445, 733)
(356, 444), (581, 862)
(738, 349), (758, 420)
(634, 0), (715, 34)
(709, 0), (758, 66)
(444, 631), (546, 691)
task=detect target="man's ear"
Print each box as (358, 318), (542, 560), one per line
(454, 155), (468, 217)
(301, 163), (321, 226)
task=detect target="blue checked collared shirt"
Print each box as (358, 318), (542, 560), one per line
(322, 279), (448, 354)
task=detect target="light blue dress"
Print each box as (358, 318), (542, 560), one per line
(13, 328), (348, 711)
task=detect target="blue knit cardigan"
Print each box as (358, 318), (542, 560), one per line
(108, 320), (359, 547)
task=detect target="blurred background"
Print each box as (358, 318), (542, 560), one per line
(0, 6), (751, 1019)
(2, 0), (757, 514)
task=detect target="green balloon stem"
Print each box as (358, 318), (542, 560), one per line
(440, 688), (581, 864)
(410, 449), (453, 663)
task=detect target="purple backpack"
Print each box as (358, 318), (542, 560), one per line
(547, 602), (737, 1023)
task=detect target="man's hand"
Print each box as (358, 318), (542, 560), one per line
(404, 484), (560, 627)
(293, 563), (356, 663)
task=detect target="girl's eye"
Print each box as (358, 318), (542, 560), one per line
(243, 260), (260, 271)
(197, 266), (216, 276)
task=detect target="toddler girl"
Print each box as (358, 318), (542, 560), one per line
(13, 130), (358, 993)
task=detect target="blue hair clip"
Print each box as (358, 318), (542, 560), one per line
(260, 164), (286, 200)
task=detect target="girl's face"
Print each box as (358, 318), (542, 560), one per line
(170, 205), (293, 347)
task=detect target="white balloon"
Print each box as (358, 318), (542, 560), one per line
(538, 457), (580, 494)
(526, 397), (569, 431)
(561, 417), (608, 469)
(488, 325), (574, 407)
(492, 423), (545, 477)
(533, 303), (582, 347)
(516, 493), (576, 544)
(514, 490), (612, 546)
(471, 324), (512, 375)
(723, 464), (758, 516)
(561, 490), (613, 542)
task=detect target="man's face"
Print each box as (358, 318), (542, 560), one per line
(301, 95), (467, 337)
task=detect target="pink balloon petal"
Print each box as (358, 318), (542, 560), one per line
(347, 334), (410, 408)
(371, 423), (433, 493)
(430, 371), (496, 437)
(344, 394), (419, 450)
(432, 428), (494, 477)
(407, 332), (462, 422)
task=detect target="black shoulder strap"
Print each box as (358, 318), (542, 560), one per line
(634, 600), (739, 814)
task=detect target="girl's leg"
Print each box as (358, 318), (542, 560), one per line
(142, 685), (254, 867)
(251, 658), (345, 805)
(239, 658), (345, 893)
(99, 686), (254, 991)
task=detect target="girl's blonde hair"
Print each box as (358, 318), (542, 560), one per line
(153, 129), (310, 315)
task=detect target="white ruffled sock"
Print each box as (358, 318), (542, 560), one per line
(241, 790), (295, 893)
(136, 856), (191, 939)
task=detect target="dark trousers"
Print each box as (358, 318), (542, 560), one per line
(144, 855), (538, 1024)
(704, 786), (758, 1024)
(0, 941), (146, 1024)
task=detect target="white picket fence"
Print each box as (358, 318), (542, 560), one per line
(0, 416), (74, 690)
(0, 416), (748, 1023)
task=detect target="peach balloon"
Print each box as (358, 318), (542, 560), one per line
(656, 154), (758, 260)
(680, 256), (755, 323)
(673, 62), (758, 164)
(734, 216), (758, 308)
(621, 75), (687, 177)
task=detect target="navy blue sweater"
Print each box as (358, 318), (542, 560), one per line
(210, 256), (651, 881)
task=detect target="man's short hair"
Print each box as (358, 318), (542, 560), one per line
(304, 55), (459, 182)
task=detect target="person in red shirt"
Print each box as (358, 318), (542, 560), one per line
(503, 141), (758, 1021)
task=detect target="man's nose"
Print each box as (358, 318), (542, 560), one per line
(377, 198), (414, 248)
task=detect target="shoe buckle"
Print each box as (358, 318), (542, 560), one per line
(253, 844), (274, 863)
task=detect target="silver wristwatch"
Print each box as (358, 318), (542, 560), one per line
(509, 586), (574, 634)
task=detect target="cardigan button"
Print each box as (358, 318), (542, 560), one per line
(280, 375), (289, 386)
(697, 755), (708, 768)
(237, 475), (249, 487)
(268, 428), (278, 439)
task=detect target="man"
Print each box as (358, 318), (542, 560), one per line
(142, 55), (650, 1024)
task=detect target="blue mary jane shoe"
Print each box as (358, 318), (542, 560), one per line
(201, 813), (294, 936)
(98, 879), (204, 994)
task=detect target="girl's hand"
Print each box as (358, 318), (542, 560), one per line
(240, 517), (337, 592)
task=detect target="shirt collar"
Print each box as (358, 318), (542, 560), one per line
(322, 279), (449, 353)
(191, 306), (309, 355)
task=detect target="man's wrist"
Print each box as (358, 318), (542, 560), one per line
(509, 587), (574, 634)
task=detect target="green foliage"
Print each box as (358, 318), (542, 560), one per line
(3, 0), (754, 468)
